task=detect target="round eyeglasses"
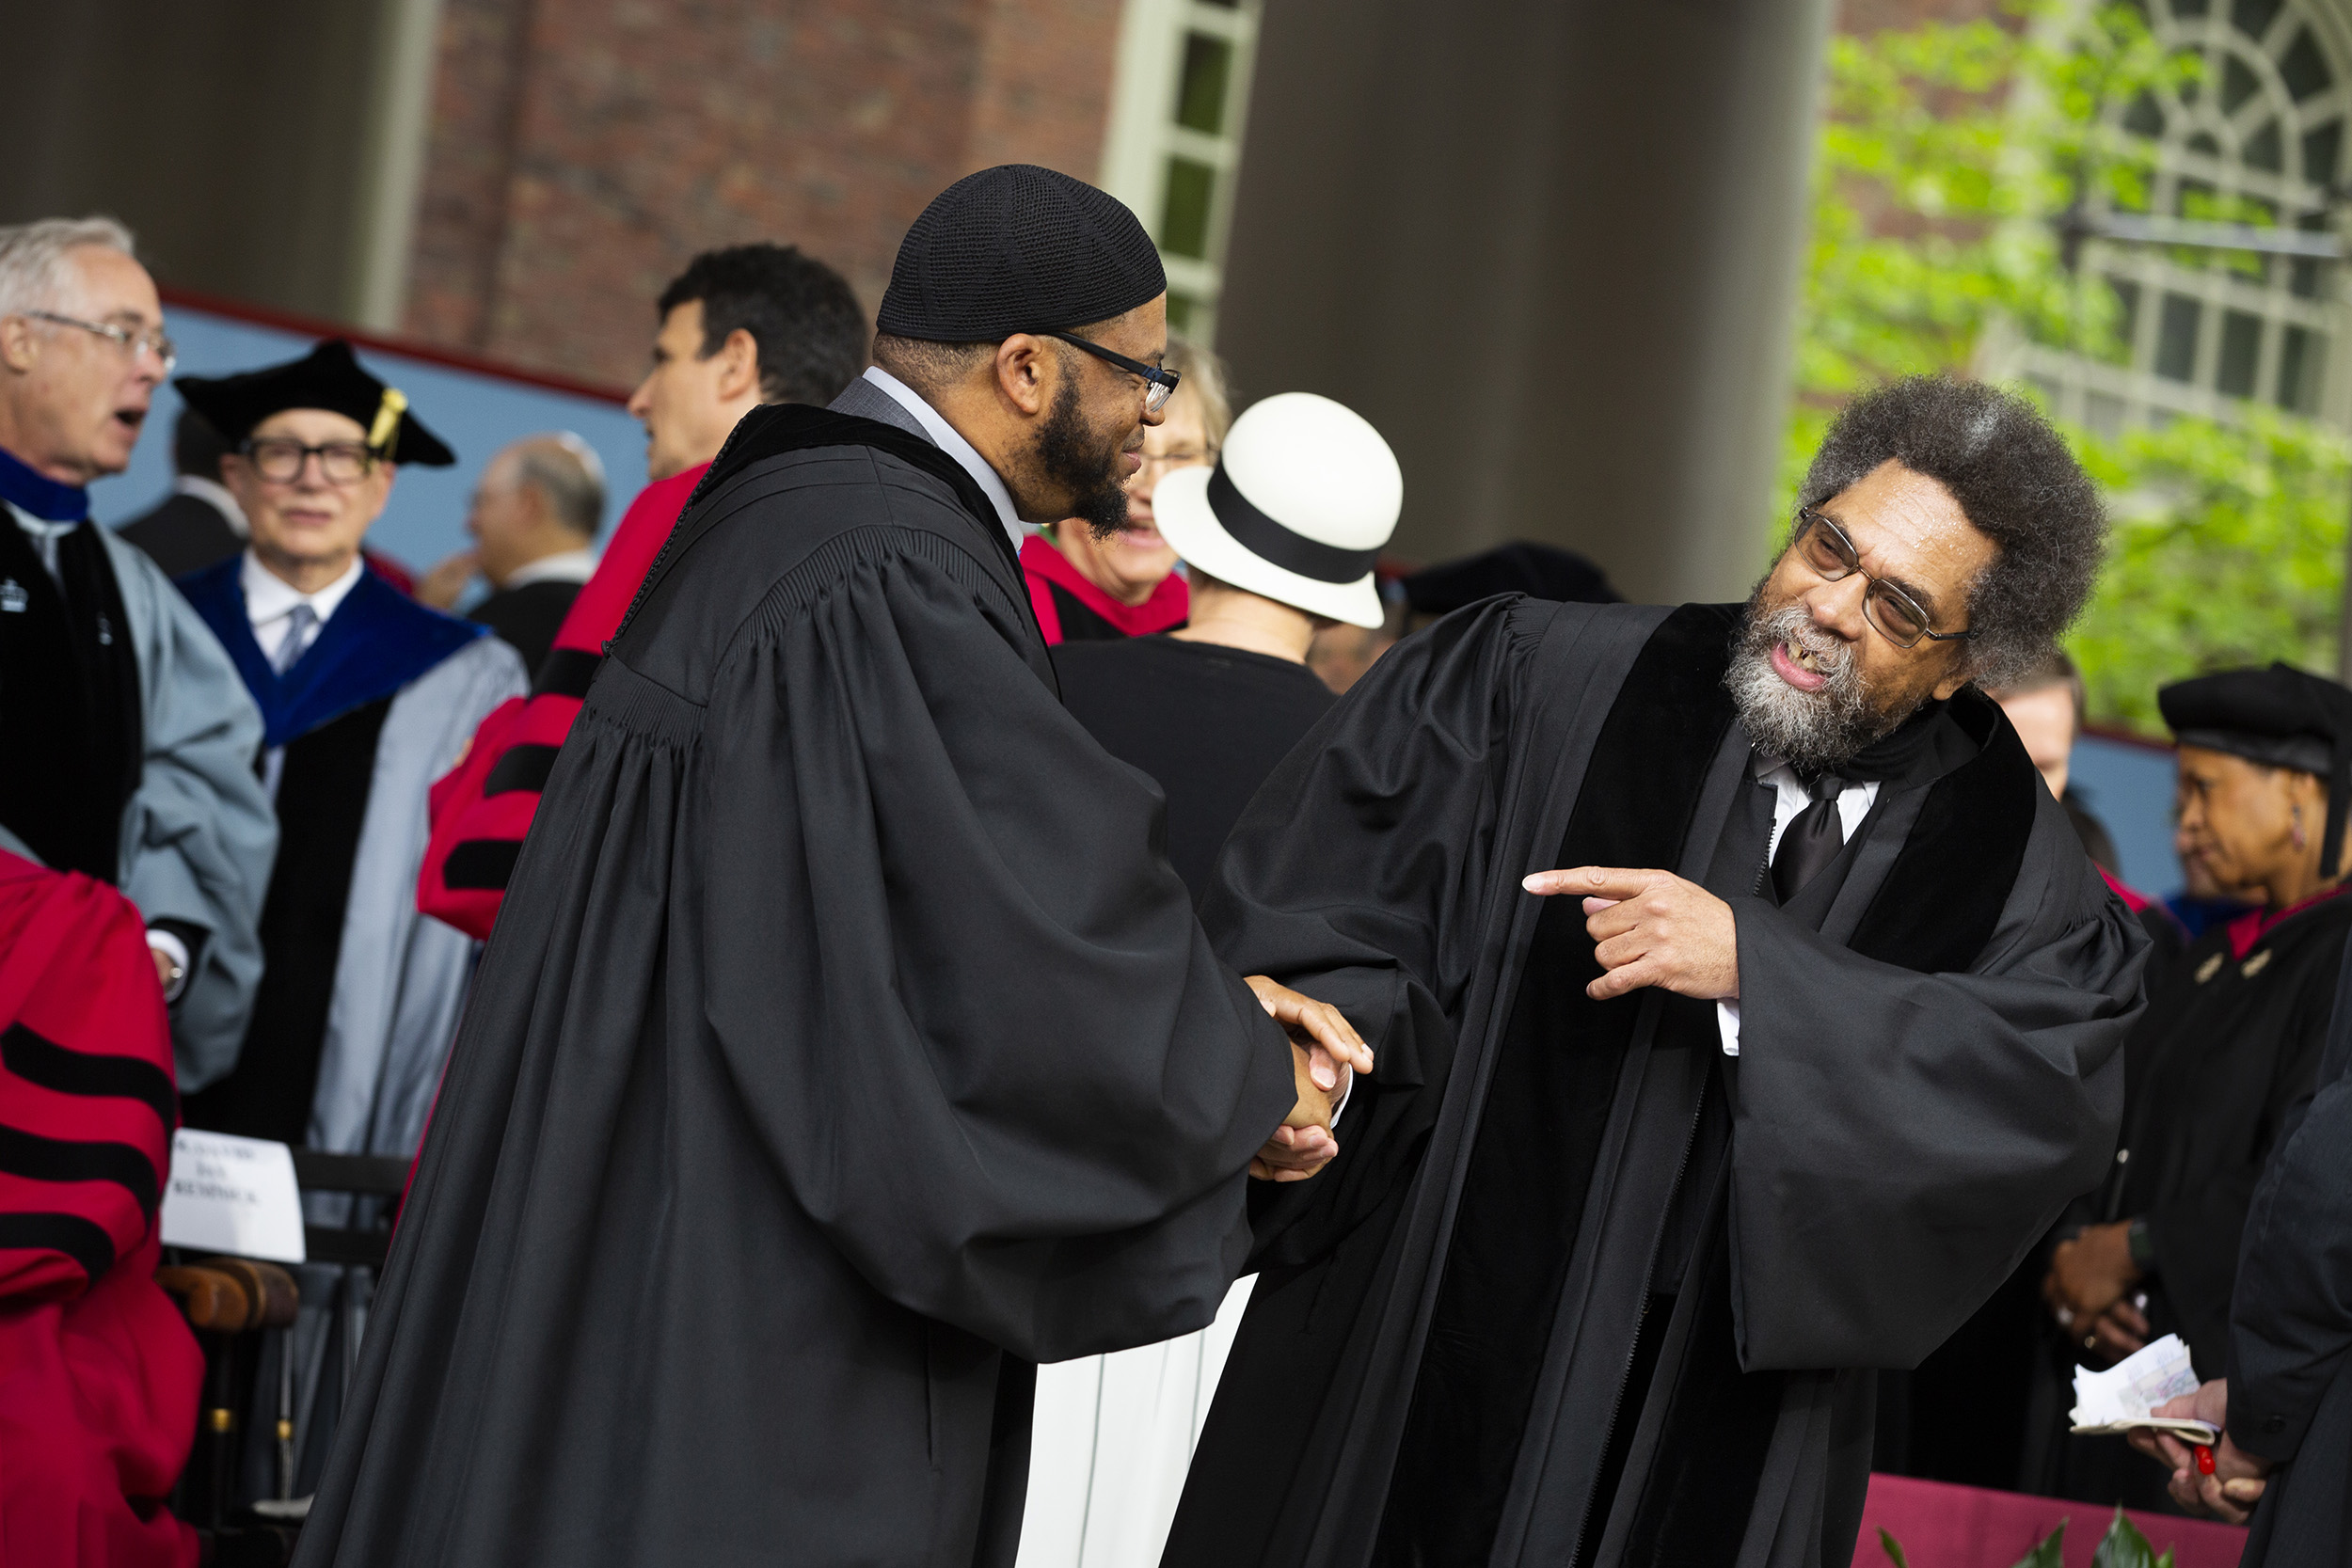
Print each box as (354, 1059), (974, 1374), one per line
(1791, 508), (1979, 650)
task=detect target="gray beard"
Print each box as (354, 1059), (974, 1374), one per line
(1725, 598), (1905, 775)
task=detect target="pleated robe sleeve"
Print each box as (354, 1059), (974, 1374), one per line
(1196, 598), (1548, 1267)
(694, 531), (1299, 1361)
(1723, 791), (2145, 1370)
(99, 529), (276, 1091)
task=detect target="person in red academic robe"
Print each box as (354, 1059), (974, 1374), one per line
(0, 848), (202, 1568)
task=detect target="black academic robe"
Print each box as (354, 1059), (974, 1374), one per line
(2029, 891), (2348, 1508)
(291, 406), (1296, 1568)
(2229, 927), (2352, 1565)
(469, 577), (581, 678)
(0, 518), (140, 885)
(1165, 598), (2145, 1568)
(1052, 635), (1336, 904)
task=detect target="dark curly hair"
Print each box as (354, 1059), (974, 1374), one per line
(658, 244), (868, 406)
(1797, 376), (2106, 689)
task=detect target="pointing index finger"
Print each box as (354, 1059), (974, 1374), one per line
(1523, 866), (1664, 900)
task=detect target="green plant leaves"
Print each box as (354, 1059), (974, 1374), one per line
(2015, 1519), (2067, 1568)
(2090, 1503), (2176, 1568)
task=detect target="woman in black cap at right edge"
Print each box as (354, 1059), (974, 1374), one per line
(2026, 660), (2352, 1509)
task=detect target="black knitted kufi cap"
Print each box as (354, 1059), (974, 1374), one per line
(877, 165), (1168, 342)
(2161, 660), (2352, 874)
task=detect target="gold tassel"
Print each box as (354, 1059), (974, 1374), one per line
(368, 386), (408, 460)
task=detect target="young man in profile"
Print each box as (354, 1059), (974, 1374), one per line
(418, 242), (867, 935)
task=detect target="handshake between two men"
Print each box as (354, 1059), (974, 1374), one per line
(1240, 863), (1737, 1184)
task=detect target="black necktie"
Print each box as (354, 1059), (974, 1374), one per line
(1771, 773), (1846, 903)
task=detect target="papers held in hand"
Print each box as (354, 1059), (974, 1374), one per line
(2067, 1333), (2217, 1444)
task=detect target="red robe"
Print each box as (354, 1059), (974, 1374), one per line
(417, 463), (707, 940)
(1019, 532), (1188, 644)
(0, 850), (199, 1568)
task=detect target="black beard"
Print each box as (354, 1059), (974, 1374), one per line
(1724, 586), (1914, 774)
(1033, 372), (1132, 540)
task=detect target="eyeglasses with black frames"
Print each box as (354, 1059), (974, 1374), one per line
(21, 310), (177, 375)
(1037, 329), (1180, 416)
(1791, 507), (1979, 650)
(243, 437), (379, 486)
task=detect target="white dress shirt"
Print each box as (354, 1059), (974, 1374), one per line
(860, 366), (1027, 555)
(1715, 755), (1881, 1057)
(243, 549), (364, 666)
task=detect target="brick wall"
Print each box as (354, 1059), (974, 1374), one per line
(402, 0), (1123, 387)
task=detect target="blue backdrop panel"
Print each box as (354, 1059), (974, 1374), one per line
(2072, 733), (2179, 895)
(87, 306), (649, 577)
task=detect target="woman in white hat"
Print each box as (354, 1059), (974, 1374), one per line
(1022, 389), (1403, 1568)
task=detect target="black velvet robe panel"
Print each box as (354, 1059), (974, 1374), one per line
(2230, 927), (2352, 1566)
(291, 408), (1297, 1568)
(1165, 597), (2146, 1568)
(182, 698), (390, 1147)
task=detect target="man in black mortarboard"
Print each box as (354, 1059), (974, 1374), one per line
(293, 166), (1366, 1568)
(2029, 661), (2352, 1512)
(1162, 376), (2149, 1568)
(170, 339), (528, 1496)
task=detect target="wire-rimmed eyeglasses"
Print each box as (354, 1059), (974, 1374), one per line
(1791, 507), (1979, 650)
(1037, 329), (1180, 415)
(20, 310), (177, 375)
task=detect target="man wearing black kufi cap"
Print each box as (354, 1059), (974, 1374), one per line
(294, 166), (1360, 1568)
(167, 340), (526, 1490)
(2031, 661), (2352, 1511)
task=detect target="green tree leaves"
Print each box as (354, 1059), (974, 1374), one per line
(1790, 1), (2346, 728)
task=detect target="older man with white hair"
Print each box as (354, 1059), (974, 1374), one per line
(0, 215), (275, 1087)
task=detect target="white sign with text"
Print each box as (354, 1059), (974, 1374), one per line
(159, 1129), (307, 1263)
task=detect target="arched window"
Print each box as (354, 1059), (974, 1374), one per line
(2012, 0), (2352, 432)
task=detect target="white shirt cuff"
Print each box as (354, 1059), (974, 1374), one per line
(146, 927), (191, 1002)
(1327, 1067), (1354, 1127)
(1715, 999), (1741, 1058)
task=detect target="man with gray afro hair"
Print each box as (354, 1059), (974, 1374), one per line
(1158, 377), (2146, 1568)
(1795, 374), (2106, 691)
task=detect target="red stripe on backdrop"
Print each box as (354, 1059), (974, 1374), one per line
(155, 284), (634, 406)
(1853, 1473), (2245, 1567)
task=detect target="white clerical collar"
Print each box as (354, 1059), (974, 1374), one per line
(501, 546), (598, 589)
(242, 548), (364, 639)
(859, 366), (1025, 553)
(175, 474), (249, 538)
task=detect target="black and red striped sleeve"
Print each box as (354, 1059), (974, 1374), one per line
(0, 853), (177, 1304)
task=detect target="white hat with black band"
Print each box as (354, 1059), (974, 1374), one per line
(1151, 391), (1401, 629)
